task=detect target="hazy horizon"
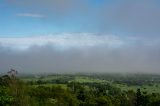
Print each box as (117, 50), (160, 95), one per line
(0, 0), (160, 74)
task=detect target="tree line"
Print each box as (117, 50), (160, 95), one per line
(0, 70), (160, 106)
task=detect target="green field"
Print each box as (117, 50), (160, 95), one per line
(21, 74), (160, 94)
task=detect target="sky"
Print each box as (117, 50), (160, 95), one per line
(0, 0), (160, 74)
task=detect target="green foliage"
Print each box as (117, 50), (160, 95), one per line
(0, 86), (13, 106)
(1, 73), (160, 106)
(29, 85), (79, 106)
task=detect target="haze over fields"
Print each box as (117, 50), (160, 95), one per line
(0, 0), (160, 73)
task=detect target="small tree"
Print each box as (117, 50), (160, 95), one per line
(135, 88), (142, 106)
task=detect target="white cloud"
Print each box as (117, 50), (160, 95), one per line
(17, 13), (45, 18)
(0, 33), (124, 50)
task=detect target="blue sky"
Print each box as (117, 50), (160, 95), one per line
(1, 0), (160, 37)
(0, 0), (160, 73)
(0, 0), (108, 37)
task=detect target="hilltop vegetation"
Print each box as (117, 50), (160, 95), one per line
(0, 70), (160, 106)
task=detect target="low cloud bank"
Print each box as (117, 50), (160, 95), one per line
(0, 33), (160, 74)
